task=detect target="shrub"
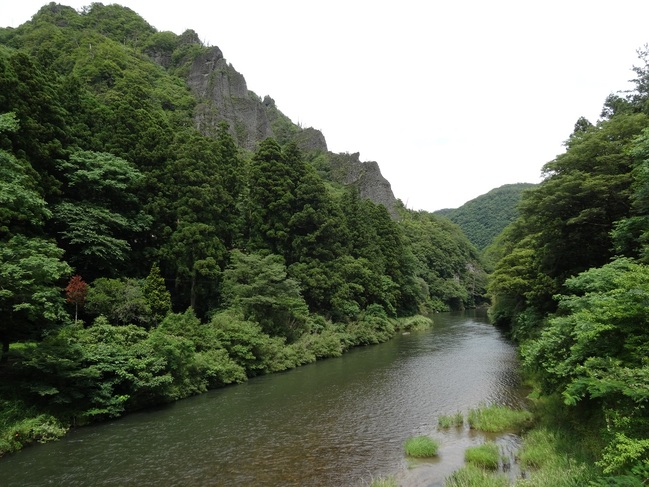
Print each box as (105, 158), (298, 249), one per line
(404, 435), (439, 457)
(465, 442), (500, 470)
(0, 414), (68, 457)
(397, 315), (433, 332)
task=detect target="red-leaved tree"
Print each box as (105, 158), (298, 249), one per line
(65, 275), (88, 323)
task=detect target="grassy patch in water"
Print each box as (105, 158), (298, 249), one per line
(404, 435), (440, 457)
(468, 405), (533, 433)
(465, 441), (500, 470)
(445, 464), (509, 487)
(438, 411), (464, 428)
(368, 475), (398, 487)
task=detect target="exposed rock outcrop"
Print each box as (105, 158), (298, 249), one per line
(329, 152), (398, 218)
(182, 44), (397, 217)
(187, 46), (272, 150)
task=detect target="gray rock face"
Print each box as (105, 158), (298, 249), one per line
(329, 152), (398, 218)
(182, 44), (397, 217)
(187, 46), (273, 150)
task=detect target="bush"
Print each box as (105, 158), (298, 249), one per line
(0, 414), (68, 457)
(397, 314), (433, 332)
(465, 441), (500, 470)
(404, 435), (440, 457)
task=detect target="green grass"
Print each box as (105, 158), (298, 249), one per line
(445, 464), (509, 487)
(465, 441), (500, 470)
(468, 405), (533, 433)
(438, 411), (464, 428)
(404, 435), (440, 457)
(368, 475), (398, 487)
(513, 427), (597, 486)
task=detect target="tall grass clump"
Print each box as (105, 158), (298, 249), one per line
(446, 464), (509, 487)
(514, 427), (596, 486)
(438, 411), (464, 428)
(368, 475), (398, 487)
(468, 404), (533, 433)
(465, 441), (500, 470)
(404, 435), (440, 457)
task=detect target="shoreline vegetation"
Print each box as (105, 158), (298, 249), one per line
(370, 399), (618, 486)
(0, 314), (433, 458)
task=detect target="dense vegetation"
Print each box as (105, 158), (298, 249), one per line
(0, 3), (484, 455)
(435, 183), (536, 252)
(488, 48), (649, 484)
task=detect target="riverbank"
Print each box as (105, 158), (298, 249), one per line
(0, 311), (525, 486)
(0, 312), (433, 459)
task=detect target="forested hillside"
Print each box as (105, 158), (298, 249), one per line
(435, 183), (536, 251)
(0, 3), (484, 455)
(488, 49), (649, 484)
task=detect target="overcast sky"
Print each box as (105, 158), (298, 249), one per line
(5, 1), (649, 211)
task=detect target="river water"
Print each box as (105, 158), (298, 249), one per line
(0, 310), (527, 486)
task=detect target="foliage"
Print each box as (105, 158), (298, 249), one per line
(142, 263), (171, 325)
(436, 183), (536, 251)
(403, 435), (440, 457)
(0, 235), (71, 361)
(521, 258), (649, 475)
(86, 277), (152, 326)
(221, 250), (309, 341)
(65, 275), (87, 323)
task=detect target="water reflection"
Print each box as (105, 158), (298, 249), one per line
(0, 311), (525, 486)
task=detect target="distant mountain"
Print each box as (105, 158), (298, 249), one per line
(435, 183), (537, 250)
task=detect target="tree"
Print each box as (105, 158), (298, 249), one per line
(0, 112), (51, 237)
(53, 150), (151, 278)
(65, 275), (87, 323)
(85, 278), (151, 327)
(0, 235), (71, 362)
(521, 258), (649, 474)
(221, 250), (309, 341)
(489, 112), (648, 327)
(142, 264), (171, 326)
(246, 138), (300, 255)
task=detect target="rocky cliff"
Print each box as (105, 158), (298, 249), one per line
(181, 41), (398, 216)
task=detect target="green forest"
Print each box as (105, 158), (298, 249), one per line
(435, 183), (536, 252)
(0, 3), (484, 457)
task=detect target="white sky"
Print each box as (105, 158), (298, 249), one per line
(4, 1), (649, 211)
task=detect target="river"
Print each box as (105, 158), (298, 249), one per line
(0, 310), (527, 486)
